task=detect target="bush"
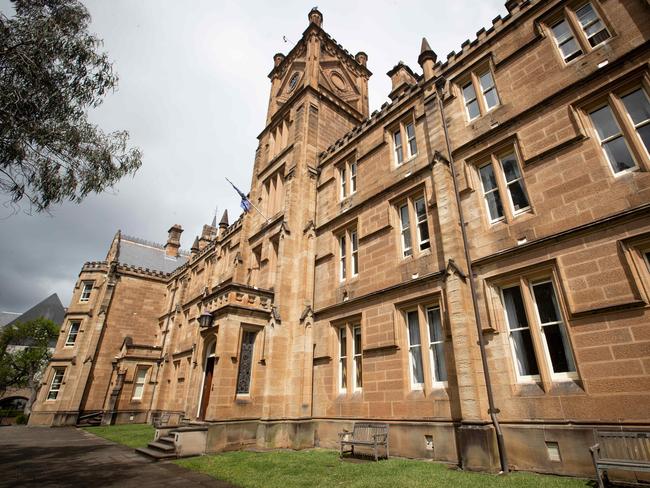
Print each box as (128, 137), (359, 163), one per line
(15, 413), (29, 424)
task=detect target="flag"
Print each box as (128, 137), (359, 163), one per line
(226, 178), (251, 213)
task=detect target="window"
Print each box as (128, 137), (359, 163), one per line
(588, 87), (650, 175)
(405, 304), (447, 389)
(47, 368), (65, 400)
(338, 227), (359, 281)
(132, 367), (148, 400)
(236, 330), (257, 395)
(397, 195), (431, 258)
(339, 159), (357, 199)
(477, 150), (530, 224)
(549, 2), (610, 63)
(392, 117), (417, 165)
(426, 307), (447, 384)
(337, 321), (362, 393)
(461, 67), (500, 120)
(500, 277), (576, 382)
(65, 321), (80, 346)
(79, 282), (93, 302)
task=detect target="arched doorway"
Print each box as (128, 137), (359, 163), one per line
(197, 340), (216, 421)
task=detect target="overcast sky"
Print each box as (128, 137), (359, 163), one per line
(0, 0), (506, 313)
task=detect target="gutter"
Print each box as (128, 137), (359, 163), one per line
(435, 78), (509, 473)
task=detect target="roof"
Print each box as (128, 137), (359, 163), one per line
(0, 311), (21, 328)
(119, 235), (188, 274)
(6, 294), (65, 328)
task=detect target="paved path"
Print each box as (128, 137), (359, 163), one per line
(0, 426), (237, 487)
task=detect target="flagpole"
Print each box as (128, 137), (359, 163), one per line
(247, 200), (270, 224)
(225, 177), (270, 224)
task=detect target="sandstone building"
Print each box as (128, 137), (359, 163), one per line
(30, 0), (650, 476)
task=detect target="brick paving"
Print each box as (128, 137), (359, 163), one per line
(0, 426), (237, 487)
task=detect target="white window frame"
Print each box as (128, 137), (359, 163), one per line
(460, 67), (500, 121)
(47, 368), (65, 400)
(350, 161), (357, 194)
(65, 321), (81, 347)
(398, 194), (431, 258)
(479, 161), (505, 224)
(339, 166), (347, 199)
(132, 367), (148, 400)
(79, 281), (93, 302)
(352, 325), (362, 391)
(530, 280), (578, 381)
(587, 86), (650, 177)
(499, 152), (531, 217)
(338, 227), (358, 281)
(338, 159), (357, 200)
(392, 117), (417, 166)
(501, 285), (541, 383)
(338, 326), (347, 393)
(550, 18), (583, 63)
(426, 306), (447, 386)
(406, 310), (425, 390)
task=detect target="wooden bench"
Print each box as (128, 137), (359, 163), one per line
(339, 422), (389, 461)
(590, 431), (650, 488)
(151, 412), (171, 428)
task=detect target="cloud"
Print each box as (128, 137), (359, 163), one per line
(0, 0), (505, 312)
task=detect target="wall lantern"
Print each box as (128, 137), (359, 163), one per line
(198, 310), (213, 328)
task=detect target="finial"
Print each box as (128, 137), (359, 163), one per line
(219, 210), (229, 228)
(273, 53), (285, 68)
(418, 37), (437, 66)
(308, 7), (323, 27)
(355, 52), (368, 67)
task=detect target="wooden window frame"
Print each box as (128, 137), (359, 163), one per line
(46, 367), (65, 401)
(475, 146), (531, 226)
(337, 226), (359, 281)
(338, 157), (358, 200)
(396, 192), (432, 259)
(583, 81), (650, 176)
(335, 320), (362, 396)
(64, 320), (81, 347)
(546, 1), (612, 65)
(132, 366), (148, 400)
(390, 115), (418, 166)
(79, 281), (93, 302)
(459, 64), (500, 121)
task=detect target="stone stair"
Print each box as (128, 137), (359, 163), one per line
(136, 425), (208, 461)
(136, 434), (177, 460)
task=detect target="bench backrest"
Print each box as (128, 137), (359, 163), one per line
(352, 422), (389, 441)
(596, 432), (650, 462)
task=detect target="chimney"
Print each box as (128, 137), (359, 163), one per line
(417, 38), (437, 82)
(387, 62), (418, 101)
(165, 224), (183, 257)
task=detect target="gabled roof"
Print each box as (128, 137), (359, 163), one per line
(119, 235), (189, 274)
(6, 293), (65, 328)
(0, 311), (21, 328)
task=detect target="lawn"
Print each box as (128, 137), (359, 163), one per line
(176, 449), (592, 488)
(81, 423), (155, 449)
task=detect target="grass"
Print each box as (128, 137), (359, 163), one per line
(81, 423), (155, 449)
(175, 449), (592, 488)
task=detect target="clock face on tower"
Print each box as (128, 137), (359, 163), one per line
(288, 72), (300, 92)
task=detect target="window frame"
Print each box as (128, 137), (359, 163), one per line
(132, 366), (148, 400)
(336, 320), (362, 395)
(47, 367), (65, 401)
(79, 281), (93, 302)
(584, 82), (650, 177)
(496, 274), (578, 385)
(64, 320), (81, 347)
(337, 226), (359, 281)
(402, 302), (448, 391)
(547, 1), (612, 65)
(390, 116), (418, 166)
(396, 193), (432, 259)
(475, 147), (531, 226)
(236, 328), (259, 396)
(338, 158), (358, 200)
(459, 65), (500, 121)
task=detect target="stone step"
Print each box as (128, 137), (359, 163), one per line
(135, 447), (177, 461)
(148, 440), (175, 452)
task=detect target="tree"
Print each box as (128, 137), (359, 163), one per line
(0, 318), (59, 414)
(0, 0), (142, 213)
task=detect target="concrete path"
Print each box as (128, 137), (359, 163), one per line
(0, 426), (237, 487)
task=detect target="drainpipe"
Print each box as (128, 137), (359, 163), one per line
(434, 77), (509, 474)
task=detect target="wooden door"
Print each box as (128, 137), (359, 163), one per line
(198, 357), (214, 420)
